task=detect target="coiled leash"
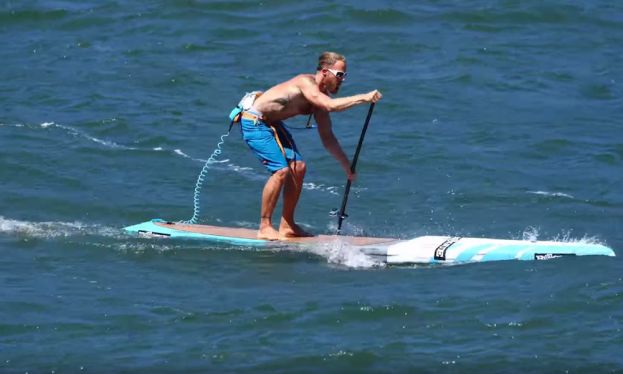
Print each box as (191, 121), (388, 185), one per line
(180, 122), (234, 224)
(180, 92), (261, 224)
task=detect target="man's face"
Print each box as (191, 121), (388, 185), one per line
(324, 60), (347, 94)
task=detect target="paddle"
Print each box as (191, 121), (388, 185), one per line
(336, 102), (376, 234)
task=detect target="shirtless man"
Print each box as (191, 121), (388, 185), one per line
(237, 51), (382, 240)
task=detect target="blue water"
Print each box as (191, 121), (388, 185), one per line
(2, 0), (622, 372)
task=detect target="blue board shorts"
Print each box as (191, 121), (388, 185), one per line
(241, 113), (303, 173)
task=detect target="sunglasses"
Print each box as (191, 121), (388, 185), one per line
(326, 68), (347, 80)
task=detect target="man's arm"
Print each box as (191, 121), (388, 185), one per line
(314, 109), (355, 180)
(299, 77), (381, 112)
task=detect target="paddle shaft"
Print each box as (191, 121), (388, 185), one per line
(336, 103), (376, 234)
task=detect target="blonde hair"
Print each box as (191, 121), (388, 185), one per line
(316, 51), (346, 71)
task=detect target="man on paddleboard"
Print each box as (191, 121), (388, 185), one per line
(232, 52), (382, 240)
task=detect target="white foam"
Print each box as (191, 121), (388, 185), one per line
(209, 158), (229, 164)
(550, 231), (603, 245)
(0, 216), (123, 240)
(174, 149), (192, 158)
(527, 190), (574, 199)
(307, 237), (383, 269)
(303, 182), (340, 196)
(225, 163), (253, 172)
(522, 226), (540, 242)
(114, 242), (178, 253)
(223, 220), (382, 268)
(89, 135), (132, 149)
(515, 226), (604, 246)
(0, 216), (81, 238)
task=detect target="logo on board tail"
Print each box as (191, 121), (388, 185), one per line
(434, 237), (460, 261)
(534, 253), (576, 261)
(138, 230), (171, 238)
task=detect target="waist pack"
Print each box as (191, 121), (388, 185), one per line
(228, 91), (263, 123)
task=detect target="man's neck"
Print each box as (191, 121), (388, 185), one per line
(314, 72), (330, 95)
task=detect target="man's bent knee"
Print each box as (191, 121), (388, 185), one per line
(272, 167), (290, 179)
(290, 161), (306, 175)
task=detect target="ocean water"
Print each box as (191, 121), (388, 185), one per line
(1, 0), (622, 372)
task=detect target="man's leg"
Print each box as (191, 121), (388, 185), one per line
(279, 160), (311, 238)
(258, 167), (289, 240)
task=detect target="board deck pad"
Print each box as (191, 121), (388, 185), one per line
(152, 221), (397, 246)
(124, 219), (616, 265)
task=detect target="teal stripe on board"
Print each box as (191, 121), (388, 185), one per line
(124, 220), (268, 246)
(452, 243), (494, 262)
(483, 244), (535, 261)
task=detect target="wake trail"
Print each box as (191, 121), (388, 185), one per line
(0, 216), (125, 240)
(9, 121), (264, 181)
(0, 215), (385, 268)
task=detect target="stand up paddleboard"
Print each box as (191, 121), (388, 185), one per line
(124, 219), (615, 265)
(126, 104), (615, 265)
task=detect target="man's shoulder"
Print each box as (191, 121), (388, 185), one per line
(291, 73), (315, 85)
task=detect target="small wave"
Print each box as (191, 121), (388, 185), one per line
(8, 121), (315, 186)
(0, 8), (68, 24)
(8, 120), (137, 151)
(26, 121), (260, 181)
(527, 190), (574, 199)
(182, 154), (261, 182)
(41, 121), (138, 150)
(13, 121), (355, 199)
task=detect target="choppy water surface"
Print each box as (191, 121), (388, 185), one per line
(1, 0), (622, 372)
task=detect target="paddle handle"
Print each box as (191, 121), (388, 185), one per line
(336, 103), (376, 234)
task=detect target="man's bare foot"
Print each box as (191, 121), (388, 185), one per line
(279, 220), (313, 238)
(257, 225), (280, 241)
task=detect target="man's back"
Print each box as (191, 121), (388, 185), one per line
(253, 74), (316, 122)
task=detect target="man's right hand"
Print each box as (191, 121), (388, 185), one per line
(365, 90), (383, 103)
(347, 170), (357, 182)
